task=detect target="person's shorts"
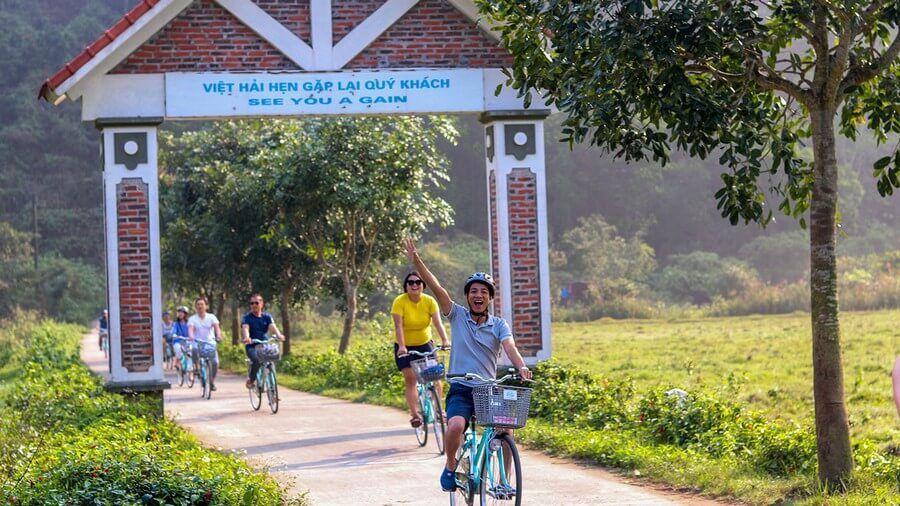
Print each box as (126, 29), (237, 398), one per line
(445, 383), (475, 426)
(394, 341), (435, 371)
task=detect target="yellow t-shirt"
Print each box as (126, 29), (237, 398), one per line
(391, 293), (438, 346)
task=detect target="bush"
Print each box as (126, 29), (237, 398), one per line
(0, 319), (301, 505)
(654, 252), (757, 305)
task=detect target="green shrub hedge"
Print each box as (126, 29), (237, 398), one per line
(0, 318), (302, 505)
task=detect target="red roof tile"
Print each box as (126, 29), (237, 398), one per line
(39, 0), (163, 101)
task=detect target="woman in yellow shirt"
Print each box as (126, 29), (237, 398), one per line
(393, 271), (450, 427)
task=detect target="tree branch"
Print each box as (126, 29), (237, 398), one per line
(743, 50), (811, 104)
(684, 63), (749, 83)
(841, 32), (900, 92)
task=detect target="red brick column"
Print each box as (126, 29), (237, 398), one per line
(506, 169), (542, 356)
(116, 180), (154, 372)
(482, 111), (552, 363)
(99, 120), (168, 393)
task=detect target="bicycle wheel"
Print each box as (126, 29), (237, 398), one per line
(266, 363), (279, 414)
(200, 360), (210, 399)
(187, 357), (195, 388)
(177, 364), (185, 387)
(428, 385), (446, 455)
(479, 432), (521, 506)
(451, 442), (474, 506)
(249, 363), (262, 410)
(415, 386), (428, 447)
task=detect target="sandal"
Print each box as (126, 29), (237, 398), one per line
(410, 416), (423, 428)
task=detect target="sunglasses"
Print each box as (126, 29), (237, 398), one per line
(406, 279), (423, 286)
(249, 301), (261, 306)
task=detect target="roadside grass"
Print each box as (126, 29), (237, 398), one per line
(217, 308), (900, 505)
(269, 309), (898, 447)
(0, 314), (304, 505)
(551, 309), (900, 447)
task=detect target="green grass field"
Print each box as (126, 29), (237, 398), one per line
(552, 309), (900, 447)
(288, 309), (899, 447)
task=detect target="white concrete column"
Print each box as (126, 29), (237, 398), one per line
(98, 118), (168, 392)
(482, 110), (552, 364)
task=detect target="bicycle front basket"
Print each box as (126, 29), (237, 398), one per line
(410, 356), (445, 383)
(198, 342), (217, 359)
(472, 384), (532, 429)
(256, 343), (281, 362)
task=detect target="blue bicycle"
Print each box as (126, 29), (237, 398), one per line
(197, 341), (217, 400)
(248, 338), (280, 413)
(175, 341), (194, 388)
(407, 348), (449, 454)
(448, 370), (533, 506)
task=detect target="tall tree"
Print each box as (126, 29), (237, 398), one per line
(264, 117), (455, 353)
(482, 0), (900, 486)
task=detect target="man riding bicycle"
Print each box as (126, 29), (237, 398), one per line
(241, 293), (285, 389)
(188, 297), (223, 391)
(97, 309), (109, 350)
(403, 239), (533, 492)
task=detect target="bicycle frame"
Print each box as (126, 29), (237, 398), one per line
(416, 381), (435, 420)
(457, 423), (500, 492)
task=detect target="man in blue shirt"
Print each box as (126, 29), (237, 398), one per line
(404, 239), (532, 492)
(241, 293), (284, 389)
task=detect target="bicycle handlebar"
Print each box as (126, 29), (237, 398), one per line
(397, 345), (450, 358)
(447, 369), (533, 385)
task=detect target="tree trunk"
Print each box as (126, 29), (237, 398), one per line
(214, 292), (225, 319)
(280, 286), (292, 356)
(808, 105), (853, 487)
(338, 281), (357, 354)
(230, 298), (239, 346)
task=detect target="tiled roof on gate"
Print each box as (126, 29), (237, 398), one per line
(39, 0), (162, 102)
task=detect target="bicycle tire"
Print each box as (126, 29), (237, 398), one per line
(451, 442), (475, 506)
(479, 432), (521, 506)
(200, 360), (210, 399)
(266, 363), (279, 414)
(415, 387), (428, 447)
(187, 357), (195, 388)
(249, 374), (262, 411)
(428, 385), (446, 455)
(177, 362), (185, 387)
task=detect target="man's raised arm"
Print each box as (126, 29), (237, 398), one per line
(404, 238), (452, 316)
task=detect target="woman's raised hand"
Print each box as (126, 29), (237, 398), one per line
(404, 238), (418, 263)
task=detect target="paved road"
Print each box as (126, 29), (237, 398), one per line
(81, 333), (730, 505)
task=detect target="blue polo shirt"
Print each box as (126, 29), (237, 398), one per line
(446, 302), (512, 385)
(242, 312), (274, 348)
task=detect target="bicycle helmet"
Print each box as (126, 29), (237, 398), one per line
(464, 272), (495, 298)
(176, 305), (189, 314)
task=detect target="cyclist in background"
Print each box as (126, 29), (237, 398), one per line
(403, 238), (532, 492)
(241, 293), (284, 389)
(188, 297), (223, 391)
(98, 309), (109, 350)
(392, 271), (450, 428)
(172, 306), (191, 373)
(161, 310), (174, 364)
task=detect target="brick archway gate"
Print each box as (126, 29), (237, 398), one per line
(40, 0), (552, 398)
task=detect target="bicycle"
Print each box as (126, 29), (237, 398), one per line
(405, 348), (449, 454)
(448, 370), (533, 506)
(175, 341), (195, 388)
(197, 341), (217, 400)
(248, 338), (280, 413)
(163, 338), (175, 370)
(99, 329), (109, 359)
